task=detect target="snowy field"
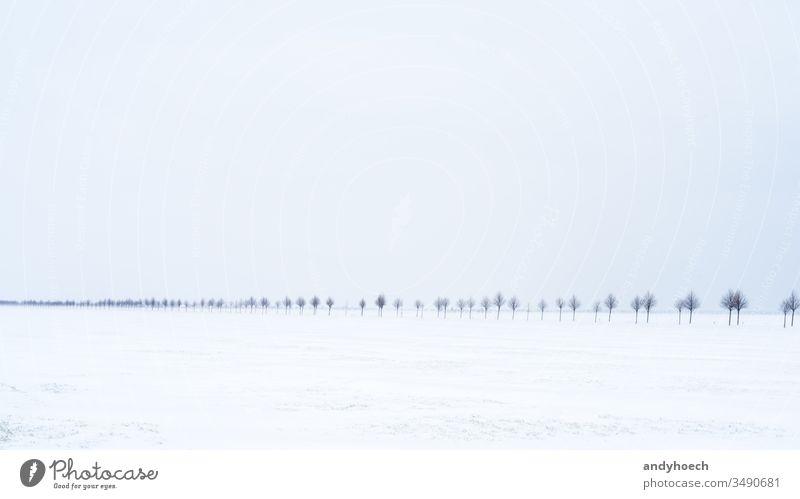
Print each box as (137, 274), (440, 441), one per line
(1, 307), (798, 449)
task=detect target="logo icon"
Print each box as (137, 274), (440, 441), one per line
(20, 459), (45, 487)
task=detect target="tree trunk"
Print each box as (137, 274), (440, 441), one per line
(792, 310), (795, 327)
(728, 309), (732, 326)
(558, 309), (562, 321)
(736, 309), (740, 325)
(646, 309), (650, 323)
(689, 309), (693, 324)
(784, 313), (787, 328)
(496, 307), (500, 320)
(635, 310), (638, 324)
(572, 309), (576, 321)
(608, 309), (612, 322)
(594, 310), (598, 323)
(678, 309), (681, 325)
(511, 309), (515, 320)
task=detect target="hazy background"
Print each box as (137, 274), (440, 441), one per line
(1, 0), (799, 310)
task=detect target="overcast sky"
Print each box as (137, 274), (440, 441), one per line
(1, 0), (799, 310)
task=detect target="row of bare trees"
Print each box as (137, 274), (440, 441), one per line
(124, 296), (339, 315)
(5, 290), (799, 327)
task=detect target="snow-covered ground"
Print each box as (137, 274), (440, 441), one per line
(1, 307), (797, 449)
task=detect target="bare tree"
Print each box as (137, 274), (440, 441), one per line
(720, 290), (735, 326)
(604, 293), (618, 322)
(731, 290), (747, 325)
(592, 301), (601, 323)
(296, 296), (306, 315)
(538, 299), (547, 320)
(493, 292), (505, 320)
(414, 300), (423, 317)
(375, 294), (386, 316)
(568, 295), (580, 321)
(782, 299), (790, 328)
(508, 296), (520, 319)
(359, 298), (366, 316)
(642, 291), (656, 323)
(784, 291), (799, 327)
(481, 297), (491, 319)
(274, 300), (280, 313)
(630, 296), (642, 324)
(326, 297), (334, 315)
(456, 298), (466, 318)
(260, 297), (270, 314)
(434, 298), (442, 317)
(441, 297), (450, 318)
(283, 296), (292, 314)
(555, 297), (564, 321)
(310, 296), (321, 314)
(216, 299), (224, 312)
(684, 291), (699, 324)
(674, 298), (684, 324)
(467, 297), (475, 319)
(393, 298), (403, 317)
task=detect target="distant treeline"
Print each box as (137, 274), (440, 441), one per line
(2, 290), (798, 327)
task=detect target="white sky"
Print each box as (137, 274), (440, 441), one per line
(1, 0), (799, 310)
